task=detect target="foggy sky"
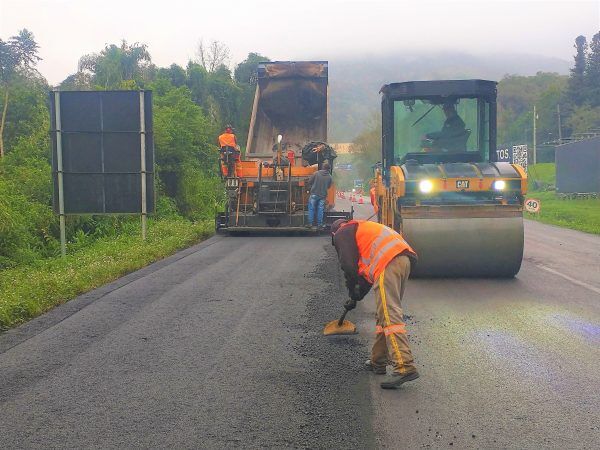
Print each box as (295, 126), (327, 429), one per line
(1, 0), (599, 84)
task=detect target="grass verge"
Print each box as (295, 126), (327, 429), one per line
(528, 163), (556, 189)
(525, 190), (600, 235)
(0, 218), (213, 331)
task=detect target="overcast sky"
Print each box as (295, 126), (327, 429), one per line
(1, 0), (598, 84)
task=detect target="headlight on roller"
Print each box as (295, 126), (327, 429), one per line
(419, 179), (433, 193)
(493, 180), (506, 191)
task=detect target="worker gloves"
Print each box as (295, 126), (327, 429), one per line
(342, 283), (362, 311)
(350, 284), (363, 302)
(344, 298), (357, 311)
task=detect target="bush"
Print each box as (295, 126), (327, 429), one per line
(176, 162), (224, 220)
(0, 179), (56, 267)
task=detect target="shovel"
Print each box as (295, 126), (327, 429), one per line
(323, 308), (357, 336)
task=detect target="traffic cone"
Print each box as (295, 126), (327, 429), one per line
(358, 196), (364, 204)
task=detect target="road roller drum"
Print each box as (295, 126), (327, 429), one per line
(402, 214), (523, 277)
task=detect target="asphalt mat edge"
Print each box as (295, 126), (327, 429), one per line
(0, 235), (224, 353)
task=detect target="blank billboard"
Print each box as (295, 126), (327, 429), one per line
(50, 90), (155, 214)
(555, 137), (600, 193)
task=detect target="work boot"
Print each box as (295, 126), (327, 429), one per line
(365, 359), (387, 375)
(304, 223), (312, 229)
(380, 370), (420, 389)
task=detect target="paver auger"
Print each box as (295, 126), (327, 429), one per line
(373, 80), (527, 277)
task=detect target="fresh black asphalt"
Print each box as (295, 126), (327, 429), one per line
(0, 235), (375, 449)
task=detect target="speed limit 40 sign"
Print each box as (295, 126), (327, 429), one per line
(525, 198), (541, 213)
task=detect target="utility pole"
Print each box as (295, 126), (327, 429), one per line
(557, 104), (562, 143)
(533, 105), (537, 166)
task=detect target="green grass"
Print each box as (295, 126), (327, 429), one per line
(525, 163), (600, 234)
(525, 189), (600, 236)
(0, 218), (213, 331)
(528, 163), (556, 189)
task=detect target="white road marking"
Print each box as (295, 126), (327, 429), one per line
(536, 263), (600, 296)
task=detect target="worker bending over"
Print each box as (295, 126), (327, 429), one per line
(218, 124), (241, 177)
(330, 219), (419, 389)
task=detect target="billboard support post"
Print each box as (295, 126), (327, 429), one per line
(54, 91), (67, 257)
(139, 91), (147, 241)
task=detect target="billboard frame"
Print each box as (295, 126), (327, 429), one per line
(51, 90), (154, 256)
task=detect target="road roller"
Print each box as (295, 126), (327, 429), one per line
(373, 80), (527, 277)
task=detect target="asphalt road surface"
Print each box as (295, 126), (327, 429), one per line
(1, 194), (599, 449)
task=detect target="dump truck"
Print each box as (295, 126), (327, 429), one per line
(216, 61), (350, 232)
(373, 80), (527, 277)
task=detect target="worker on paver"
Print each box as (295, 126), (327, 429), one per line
(330, 219), (419, 389)
(306, 161), (333, 230)
(218, 124), (241, 177)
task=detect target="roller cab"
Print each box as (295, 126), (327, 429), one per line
(377, 80), (527, 277)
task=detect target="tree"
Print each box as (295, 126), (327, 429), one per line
(59, 71), (92, 90)
(234, 52), (267, 84)
(566, 105), (600, 134)
(196, 39), (230, 73)
(78, 41), (151, 89)
(566, 35), (588, 107)
(349, 113), (381, 185)
(186, 62), (209, 106)
(232, 53), (268, 143)
(585, 31), (600, 107)
(497, 72), (568, 145)
(157, 64), (187, 87)
(0, 29), (41, 157)
(206, 65), (242, 131)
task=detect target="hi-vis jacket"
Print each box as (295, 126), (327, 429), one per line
(332, 220), (417, 301)
(218, 132), (237, 148)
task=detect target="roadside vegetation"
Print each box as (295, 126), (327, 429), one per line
(527, 164), (600, 235)
(0, 218), (212, 330)
(0, 30), (268, 329)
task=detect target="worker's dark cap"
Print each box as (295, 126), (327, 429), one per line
(330, 219), (348, 234)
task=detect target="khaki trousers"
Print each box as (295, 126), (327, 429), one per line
(371, 254), (416, 375)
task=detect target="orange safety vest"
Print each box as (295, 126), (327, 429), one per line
(347, 220), (416, 284)
(218, 132), (237, 148)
